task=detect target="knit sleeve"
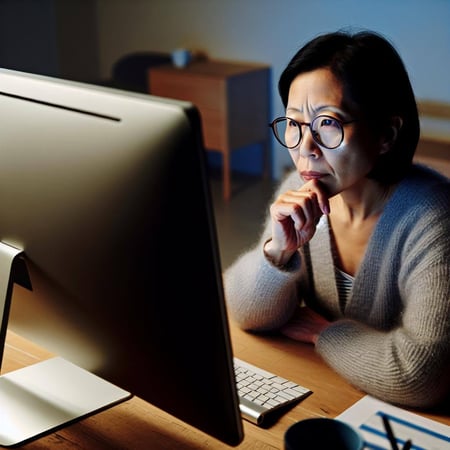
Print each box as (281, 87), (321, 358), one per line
(316, 177), (450, 409)
(223, 244), (302, 331)
(223, 171), (305, 331)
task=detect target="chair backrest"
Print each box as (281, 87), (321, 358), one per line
(112, 52), (171, 92)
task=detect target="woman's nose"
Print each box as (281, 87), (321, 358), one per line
(298, 126), (321, 158)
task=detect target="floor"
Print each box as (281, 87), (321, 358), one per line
(209, 170), (276, 270)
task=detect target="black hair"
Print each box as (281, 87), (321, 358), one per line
(278, 30), (420, 184)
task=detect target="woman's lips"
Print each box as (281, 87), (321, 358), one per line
(300, 171), (327, 181)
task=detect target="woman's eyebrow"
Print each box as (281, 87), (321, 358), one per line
(286, 106), (303, 114)
(286, 104), (346, 116)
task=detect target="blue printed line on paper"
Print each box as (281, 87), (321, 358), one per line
(362, 441), (390, 450)
(360, 424), (425, 450)
(375, 411), (450, 443)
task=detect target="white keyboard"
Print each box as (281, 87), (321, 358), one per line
(234, 357), (312, 425)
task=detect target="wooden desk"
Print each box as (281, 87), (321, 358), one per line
(2, 323), (449, 449)
(148, 60), (271, 201)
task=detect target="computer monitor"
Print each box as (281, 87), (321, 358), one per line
(0, 68), (244, 447)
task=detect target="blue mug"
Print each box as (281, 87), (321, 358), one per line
(171, 48), (192, 68)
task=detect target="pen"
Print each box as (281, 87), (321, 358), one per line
(382, 414), (399, 450)
(402, 439), (412, 450)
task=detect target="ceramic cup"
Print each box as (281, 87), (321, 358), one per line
(284, 417), (364, 450)
(171, 48), (192, 68)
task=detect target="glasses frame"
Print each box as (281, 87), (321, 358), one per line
(268, 115), (357, 150)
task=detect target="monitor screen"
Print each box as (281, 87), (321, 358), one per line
(0, 69), (243, 446)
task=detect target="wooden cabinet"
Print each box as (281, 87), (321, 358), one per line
(148, 60), (270, 200)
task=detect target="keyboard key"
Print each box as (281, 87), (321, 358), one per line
(233, 357), (312, 426)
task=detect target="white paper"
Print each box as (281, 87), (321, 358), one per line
(336, 395), (450, 450)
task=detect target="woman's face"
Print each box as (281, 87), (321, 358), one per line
(286, 68), (384, 197)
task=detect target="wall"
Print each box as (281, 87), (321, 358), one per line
(3, 0), (447, 180)
(0, 0), (59, 76)
(95, 0), (450, 179)
(0, 0), (99, 82)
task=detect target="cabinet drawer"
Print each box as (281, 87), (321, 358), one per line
(149, 73), (226, 112)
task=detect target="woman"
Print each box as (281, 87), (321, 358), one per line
(224, 30), (450, 409)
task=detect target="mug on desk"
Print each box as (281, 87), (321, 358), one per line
(284, 417), (364, 450)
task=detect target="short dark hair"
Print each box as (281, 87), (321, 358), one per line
(278, 30), (420, 185)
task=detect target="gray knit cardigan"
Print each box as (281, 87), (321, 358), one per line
(224, 164), (450, 409)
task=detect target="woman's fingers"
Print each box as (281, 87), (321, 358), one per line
(273, 187), (323, 232)
(299, 179), (330, 215)
(268, 179), (331, 252)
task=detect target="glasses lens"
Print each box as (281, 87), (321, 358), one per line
(311, 116), (343, 149)
(273, 118), (300, 148)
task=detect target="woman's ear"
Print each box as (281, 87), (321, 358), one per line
(380, 116), (403, 154)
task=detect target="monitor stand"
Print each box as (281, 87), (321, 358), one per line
(0, 243), (131, 447)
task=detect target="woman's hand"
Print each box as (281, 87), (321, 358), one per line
(280, 306), (331, 345)
(263, 179), (330, 266)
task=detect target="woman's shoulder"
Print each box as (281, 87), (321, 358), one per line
(409, 163), (449, 184)
(397, 163), (450, 203)
(384, 163), (450, 227)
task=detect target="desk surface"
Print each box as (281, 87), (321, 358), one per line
(2, 322), (449, 449)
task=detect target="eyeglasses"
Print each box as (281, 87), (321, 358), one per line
(269, 115), (356, 150)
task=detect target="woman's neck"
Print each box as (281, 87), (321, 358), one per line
(330, 180), (395, 225)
